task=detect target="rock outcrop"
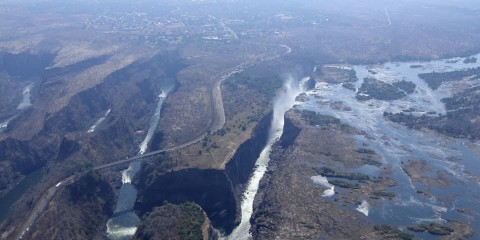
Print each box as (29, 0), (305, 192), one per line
(134, 168), (237, 234)
(133, 202), (218, 240)
(225, 112), (272, 197)
(26, 171), (116, 240)
(134, 112), (274, 235)
(251, 110), (388, 239)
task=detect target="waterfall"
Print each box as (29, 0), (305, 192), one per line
(227, 76), (308, 240)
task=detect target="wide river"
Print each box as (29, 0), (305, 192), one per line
(300, 53), (480, 239)
(228, 53), (480, 239)
(106, 83), (174, 240)
(227, 77), (310, 240)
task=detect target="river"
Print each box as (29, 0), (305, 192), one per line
(299, 53), (480, 239)
(0, 83), (39, 223)
(106, 162), (142, 239)
(0, 83), (34, 132)
(0, 168), (44, 223)
(87, 109), (111, 133)
(227, 76), (309, 240)
(16, 83), (33, 110)
(106, 83), (174, 240)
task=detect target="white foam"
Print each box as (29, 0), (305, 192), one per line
(322, 186), (335, 197)
(356, 200), (370, 216)
(0, 120), (9, 128)
(138, 86), (173, 154)
(426, 201), (448, 213)
(121, 165), (133, 184)
(17, 83), (33, 110)
(106, 222), (137, 238)
(87, 109), (111, 133)
(159, 91), (167, 98)
(412, 216), (445, 224)
(227, 76), (305, 240)
(295, 54), (480, 229)
(400, 196), (447, 213)
(311, 175), (333, 188)
(0, 115), (17, 131)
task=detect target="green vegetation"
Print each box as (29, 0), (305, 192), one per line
(393, 80), (416, 94)
(384, 109), (480, 140)
(175, 203), (205, 240)
(329, 179), (359, 189)
(442, 85), (480, 111)
(356, 148), (375, 154)
(342, 82), (356, 91)
(134, 202), (205, 240)
(397, 232), (415, 240)
(374, 224), (414, 240)
(384, 83), (480, 140)
(372, 190), (396, 198)
(354, 148), (382, 166)
(69, 171), (106, 202)
(407, 223), (454, 235)
(356, 78), (406, 101)
(315, 167), (370, 181)
(225, 73), (283, 101)
(301, 110), (341, 126)
(463, 57), (477, 64)
(300, 221), (316, 229)
(31, 171), (115, 239)
(374, 224), (400, 234)
(135, 154), (173, 187)
(418, 67), (480, 90)
(66, 157), (94, 175)
(361, 157), (382, 166)
(320, 67), (358, 83)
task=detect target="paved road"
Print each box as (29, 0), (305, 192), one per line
(16, 43), (292, 240)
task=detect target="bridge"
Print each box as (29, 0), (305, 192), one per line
(16, 43), (292, 240)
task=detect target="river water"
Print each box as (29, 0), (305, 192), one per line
(16, 83), (33, 110)
(0, 83), (34, 132)
(0, 83), (39, 223)
(0, 168), (44, 223)
(87, 109), (111, 133)
(227, 76), (309, 240)
(106, 84), (174, 240)
(106, 162), (142, 239)
(299, 54), (480, 238)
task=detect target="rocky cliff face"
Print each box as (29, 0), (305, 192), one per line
(0, 52), (55, 79)
(134, 112), (274, 235)
(0, 52), (174, 174)
(134, 168), (237, 234)
(0, 137), (55, 198)
(133, 202), (218, 240)
(251, 110), (390, 239)
(0, 52), (56, 195)
(0, 139), (35, 196)
(0, 52), (180, 235)
(25, 171), (116, 240)
(277, 115), (301, 149)
(224, 112), (272, 197)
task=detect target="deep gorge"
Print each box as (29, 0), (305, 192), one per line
(133, 112), (273, 234)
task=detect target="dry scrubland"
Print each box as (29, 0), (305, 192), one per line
(1, 0), (480, 239)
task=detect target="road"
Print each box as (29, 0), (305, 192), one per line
(329, 6), (392, 29)
(384, 7), (391, 26)
(16, 43), (292, 240)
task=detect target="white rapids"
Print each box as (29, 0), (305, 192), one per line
(138, 87), (173, 154)
(311, 175), (335, 197)
(356, 200), (370, 216)
(227, 76), (308, 240)
(87, 109), (111, 133)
